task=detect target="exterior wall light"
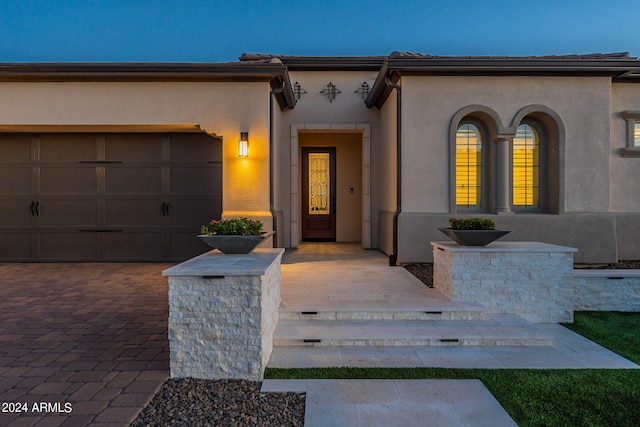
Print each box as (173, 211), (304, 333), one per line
(239, 132), (249, 157)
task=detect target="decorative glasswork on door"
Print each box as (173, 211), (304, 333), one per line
(308, 153), (331, 215)
(302, 147), (336, 241)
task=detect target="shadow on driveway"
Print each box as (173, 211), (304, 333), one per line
(0, 263), (172, 426)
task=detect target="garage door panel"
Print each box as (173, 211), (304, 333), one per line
(170, 232), (211, 260)
(169, 199), (222, 227)
(39, 200), (98, 226)
(104, 232), (163, 260)
(39, 232), (98, 260)
(0, 168), (32, 194)
(170, 134), (222, 162)
(40, 134), (97, 161)
(105, 200), (164, 226)
(105, 167), (162, 194)
(0, 201), (35, 226)
(171, 166), (221, 195)
(0, 135), (31, 161)
(105, 134), (163, 161)
(40, 167), (97, 194)
(0, 232), (32, 260)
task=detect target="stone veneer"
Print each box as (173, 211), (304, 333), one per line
(573, 269), (640, 311)
(163, 248), (284, 381)
(432, 242), (577, 323)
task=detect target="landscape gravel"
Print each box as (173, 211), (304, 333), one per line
(131, 378), (304, 427)
(576, 260), (640, 269)
(404, 263), (434, 287)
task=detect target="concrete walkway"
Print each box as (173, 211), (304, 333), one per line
(262, 379), (517, 426)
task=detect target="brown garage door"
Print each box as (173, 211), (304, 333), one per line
(0, 132), (222, 261)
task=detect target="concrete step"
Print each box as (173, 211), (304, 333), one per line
(273, 315), (553, 347)
(279, 301), (488, 321)
(279, 308), (487, 321)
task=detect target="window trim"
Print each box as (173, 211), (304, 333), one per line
(449, 104), (563, 215)
(621, 111), (640, 157)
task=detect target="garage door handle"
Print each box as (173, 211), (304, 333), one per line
(162, 201), (170, 216)
(78, 160), (123, 164)
(30, 201), (39, 216)
(79, 229), (123, 233)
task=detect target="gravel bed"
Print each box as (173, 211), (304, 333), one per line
(574, 260), (640, 269)
(131, 378), (304, 427)
(404, 263), (434, 288)
(406, 261), (640, 285)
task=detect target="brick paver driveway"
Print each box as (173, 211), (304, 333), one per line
(0, 263), (172, 426)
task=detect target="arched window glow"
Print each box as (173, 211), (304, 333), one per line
(513, 124), (539, 207)
(455, 124), (482, 207)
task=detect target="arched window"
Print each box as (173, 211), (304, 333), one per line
(513, 123), (540, 208)
(455, 123), (483, 208)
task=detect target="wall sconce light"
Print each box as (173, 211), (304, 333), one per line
(239, 132), (249, 157)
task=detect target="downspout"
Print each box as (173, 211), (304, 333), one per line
(270, 82), (285, 247)
(386, 75), (401, 266)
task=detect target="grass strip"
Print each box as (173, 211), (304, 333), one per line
(563, 311), (640, 364)
(265, 367), (640, 426)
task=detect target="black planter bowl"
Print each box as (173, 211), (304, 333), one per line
(198, 231), (274, 254)
(438, 228), (510, 246)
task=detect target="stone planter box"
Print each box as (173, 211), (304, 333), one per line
(163, 248), (284, 380)
(573, 269), (640, 311)
(432, 241), (577, 323)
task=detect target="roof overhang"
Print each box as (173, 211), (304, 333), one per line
(239, 54), (386, 71)
(0, 124), (221, 136)
(367, 56), (640, 109)
(0, 63), (297, 110)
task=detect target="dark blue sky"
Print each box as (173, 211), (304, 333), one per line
(1, 0), (638, 63)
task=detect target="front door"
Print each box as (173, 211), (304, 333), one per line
(302, 147), (336, 241)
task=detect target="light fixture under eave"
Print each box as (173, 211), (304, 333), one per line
(239, 132), (249, 157)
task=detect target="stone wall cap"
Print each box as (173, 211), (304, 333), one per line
(163, 248), (284, 277)
(431, 241), (578, 253)
(573, 269), (640, 278)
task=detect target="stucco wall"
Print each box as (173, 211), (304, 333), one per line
(611, 83), (640, 211)
(0, 81), (273, 229)
(400, 75), (612, 213)
(396, 75), (622, 264)
(376, 89), (398, 256)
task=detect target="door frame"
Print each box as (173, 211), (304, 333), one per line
(290, 123), (371, 248)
